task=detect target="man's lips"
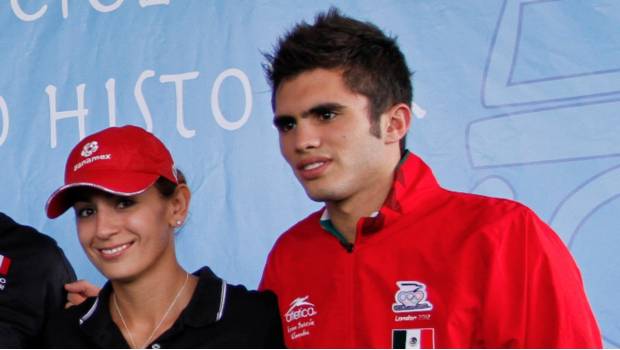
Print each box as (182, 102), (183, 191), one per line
(296, 157), (331, 180)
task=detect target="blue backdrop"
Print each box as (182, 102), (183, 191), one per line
(0, 0), (618, 347)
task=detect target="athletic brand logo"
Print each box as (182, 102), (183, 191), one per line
(392, 281), (433, 313)
(81, 141), (99, 157)
(74, 140), (111, 171)
(73, 153), (112, 172)
(285, 295), (317, 322)
(392, 328), (435, 349)
(0, 254), (11, 275)
(285, 295), (318, 340)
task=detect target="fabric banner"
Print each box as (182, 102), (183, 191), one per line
(0, 1), (617, 346)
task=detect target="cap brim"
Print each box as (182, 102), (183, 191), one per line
(45, 170), (160, 218)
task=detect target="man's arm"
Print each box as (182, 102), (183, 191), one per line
(0, 321), (26, 348)
(0, 213), (77, 347)
(481, 207), (602, 348)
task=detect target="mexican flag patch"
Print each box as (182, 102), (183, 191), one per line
(0, 254), (11, 275)
(392, 328), (435, 349)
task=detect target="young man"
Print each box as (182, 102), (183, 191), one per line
(259, 8), (602, 348)
(0, 212), (76, 347)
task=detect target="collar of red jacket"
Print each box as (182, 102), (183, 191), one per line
(320, 150), (440, 238)
(357, 150), (439, 234)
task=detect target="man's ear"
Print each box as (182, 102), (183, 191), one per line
(169, 184), (191, 228)
(383, 103), (411, 145)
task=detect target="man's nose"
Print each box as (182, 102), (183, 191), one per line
(294, 122), (321, 152)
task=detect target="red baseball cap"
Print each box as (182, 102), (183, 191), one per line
(45, 125), (178, 219)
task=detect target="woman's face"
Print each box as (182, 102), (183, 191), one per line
(73, 186), (177, 282)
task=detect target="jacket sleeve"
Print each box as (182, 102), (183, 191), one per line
(44, 245), (77, 322)
(480, 207), (602, 348)
(0, 322), (25, 348)
(260, 290), (286, 348)
(0, 215), (78, 348)
(35, 242), (77, 348)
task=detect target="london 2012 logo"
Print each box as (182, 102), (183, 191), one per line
(81, 141), (99, 157)
(392, 281), (433, 313)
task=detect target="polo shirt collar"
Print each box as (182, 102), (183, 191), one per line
(78, 281), (125, 347)
(78, 266), (227, 346)
(181, 266), (227, 327)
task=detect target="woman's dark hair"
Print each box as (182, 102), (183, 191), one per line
(154, 169), (186, 198)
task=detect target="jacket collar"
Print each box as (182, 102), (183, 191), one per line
(377, 151), (440, 218)
(320, 150), (440, 238)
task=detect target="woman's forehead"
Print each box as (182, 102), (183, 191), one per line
(70, 187), (119, 203)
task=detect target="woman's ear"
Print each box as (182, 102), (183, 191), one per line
(169, 184), (191, 228)
(383, 103), (411, 145)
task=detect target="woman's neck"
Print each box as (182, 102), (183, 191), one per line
(110, 263), (198, 348)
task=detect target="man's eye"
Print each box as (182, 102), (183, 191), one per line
(273, 117), (296, 133)
(117, 198), (135, 209)
(318, 111), (336, 121)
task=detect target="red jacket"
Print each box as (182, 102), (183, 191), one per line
(260, 152), (602, 348)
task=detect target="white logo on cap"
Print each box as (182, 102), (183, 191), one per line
(81, 141), (99, 157)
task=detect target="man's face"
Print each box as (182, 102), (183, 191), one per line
(273, 68), (394, 206)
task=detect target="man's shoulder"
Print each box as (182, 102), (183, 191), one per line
(0, 214), (70, 270)
(1, 213), (61, 250)
(405, 188), (543, 243)
(436, 190), (559, 250)
(436, 189), (532, 222)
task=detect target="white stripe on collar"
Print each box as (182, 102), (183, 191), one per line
(216, 280), (227, 322)
(320, 207), (329, 221)
(320, 207), (379, 221)
(79, 297), (99, 325)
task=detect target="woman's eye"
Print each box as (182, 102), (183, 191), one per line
(76, 207), (94, 218)
(117, 198), (135, 209)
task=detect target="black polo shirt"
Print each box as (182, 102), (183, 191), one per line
(44, 266), (285, 348)
(0, 212), (76, 348)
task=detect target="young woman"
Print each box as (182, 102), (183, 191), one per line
(43, 125), (284, 348)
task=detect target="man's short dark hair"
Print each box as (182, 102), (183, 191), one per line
(264, 7), (413, 152)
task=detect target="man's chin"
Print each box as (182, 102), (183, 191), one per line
(304, 187), (341, 203)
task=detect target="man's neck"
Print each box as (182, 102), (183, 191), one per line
(326, 165), (397, 244)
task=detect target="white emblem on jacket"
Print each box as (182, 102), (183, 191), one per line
(393, 281), (433, 313)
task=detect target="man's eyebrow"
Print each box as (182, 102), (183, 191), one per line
(273, 114), (294, 123)
(274, 103), (346, 121)
(303, 103), (345, 118)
